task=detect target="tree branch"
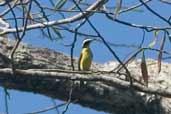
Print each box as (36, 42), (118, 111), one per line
(0, 0), (108, 35)
(0, 68), (171, 98)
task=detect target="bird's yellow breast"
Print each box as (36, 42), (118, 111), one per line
(80, 48), (93, 71)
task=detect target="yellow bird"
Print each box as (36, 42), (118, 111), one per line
(78, 38), (95, 71)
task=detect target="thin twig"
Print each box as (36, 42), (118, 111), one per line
(119, 0), (151, 14)
(50, 99), (60, 114)
(159, 0), (171, 5)
(139, 29), (146, 48)
(61, 82), (73, 114)
(0, 0), (19, 16)
(33, 0), (53, 40)
(4, 88), (10, 114)
(106, 14), (171, 32)
(24, 103), (67, 114)
(139, 0), (171, 26)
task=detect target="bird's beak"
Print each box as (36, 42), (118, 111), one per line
(82, 38), (97, 47)
(90, 38), (98, 42)
(93, 38), (105, 43)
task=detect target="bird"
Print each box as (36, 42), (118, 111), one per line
(78, 38), (95, 71)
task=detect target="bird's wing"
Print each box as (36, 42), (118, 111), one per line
(78, 51), (82, 71)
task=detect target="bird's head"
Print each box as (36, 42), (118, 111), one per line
(82, 38), (96, 48)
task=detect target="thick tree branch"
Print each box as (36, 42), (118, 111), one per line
(0, 68), (171, 98)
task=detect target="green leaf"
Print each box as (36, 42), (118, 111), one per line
(158, 32), (166, 73)
(141, 50), (148, 86)
(68, 5), (77, 10)
(68, 0), (86, 10)
(55, 0), (67, 10)
(148, 30), (159, 48)
(114, 0), (122, 19)
(52, 27), (63, 39)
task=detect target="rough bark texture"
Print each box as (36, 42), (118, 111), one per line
(0, 37), (171, 114)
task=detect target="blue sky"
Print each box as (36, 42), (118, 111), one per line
(0, 87), (106, 114)
(1, 0), (171, 114)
